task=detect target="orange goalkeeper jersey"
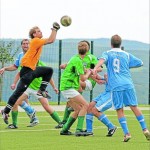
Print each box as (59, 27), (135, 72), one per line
(21, 38), (46, 70)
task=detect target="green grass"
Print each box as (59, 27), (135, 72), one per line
(0, 110), (150, 150)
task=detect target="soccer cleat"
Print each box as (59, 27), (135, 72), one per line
(143, 129), (150, 141)
(106, 126), (117, 137)
(123, 133), (131, 142)
(86, 132), (94, 136)
(37, 90), (51, 99)
(55, 122), (65, 129)
(60, 130), (73, 135)
(7, 124), (18, 129)
(27, 117), (39, 127)
(28, 110), (37, 123)
(1, 110), (9, 124)
(75, 130), (91, 136)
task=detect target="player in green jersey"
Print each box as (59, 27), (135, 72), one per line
(60, 41), (96, 136)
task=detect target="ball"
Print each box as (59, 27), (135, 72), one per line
(60, 15), (72, 27)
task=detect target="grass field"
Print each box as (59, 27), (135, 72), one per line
(0, 109), (150, 150)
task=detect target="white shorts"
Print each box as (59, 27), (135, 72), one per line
(24, 88), (43, 100)
(61, 89), (80, 101)
(84, 80), (92, 91)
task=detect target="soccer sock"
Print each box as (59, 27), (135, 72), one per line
(62, 116), (76, 131)
(136, 115), (147, 130)
(50, 111), (61, 123)
(86, 113), (94, 132)
(98, 114), (114, 129)
(40, 81), (49, 91)
(62, 106), (72, 123)
(20, 101), (34, 115)
(11, 111), (18, 126)
(76, 116), (85, 131)
(119, 117), (129, 135)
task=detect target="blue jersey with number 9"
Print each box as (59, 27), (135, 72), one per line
(100, 48), (143, 91)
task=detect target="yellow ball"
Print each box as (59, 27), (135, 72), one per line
(60, 15), (72, 27)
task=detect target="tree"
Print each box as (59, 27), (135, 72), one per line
(0, 40), (20, 102)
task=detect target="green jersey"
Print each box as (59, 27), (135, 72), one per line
(60, 54), (84, 91)
(82, 52), (98, 87)
(18, 60), (46, 90)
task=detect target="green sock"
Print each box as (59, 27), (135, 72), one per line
(76, 116), (85, 131)
(62, 116), (76, 131)
(62, 107), (72, 123)
(50, 111), (61, 123)
(11, 111), (18, 126)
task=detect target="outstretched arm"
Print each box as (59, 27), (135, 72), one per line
(0, 65), (17, 75)
(45, 22), (60, 44)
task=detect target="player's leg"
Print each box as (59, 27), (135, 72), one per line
(38, 96), (62, 125)
(7, 104), (19, 129)
(113, 90), (131, 142)
(55, 101), (73, 129)
(86, 101), (95, 133)
(34, 66), (53, 98)
(60, 100), (80, 135)
(124, 88), (150, 141)
(93, 92), (117, 136)
(16, 90), (39, 127)
(73, 95), (89, 136)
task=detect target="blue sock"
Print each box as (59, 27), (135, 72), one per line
(86, 113), (94, 132)
(98, 114), (114, 129)
(20, 101), (34, 115)
(119, 117), (129, 135)
(136, 115), (147, 130)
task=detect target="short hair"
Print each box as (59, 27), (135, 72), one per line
(79, 40), (90, 49)
(111, 34), (122, 48)
(29, 26), (39, 39)
(21, 39), (29, 45)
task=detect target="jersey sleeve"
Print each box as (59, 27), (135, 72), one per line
(14, 53), (22, 67)
(129, 53), (143, 68)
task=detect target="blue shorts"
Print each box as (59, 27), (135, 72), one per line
(93, 91), (112, 112)
(112, 88), (138, 110)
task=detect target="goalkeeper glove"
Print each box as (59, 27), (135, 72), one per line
(52, 22), (60, 31)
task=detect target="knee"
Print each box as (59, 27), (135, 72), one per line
(83, 102), (89, 110)
(48, 67), (53, 74)
(91, 107), (98, 116)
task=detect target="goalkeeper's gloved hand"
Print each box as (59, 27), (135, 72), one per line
(52, 22), (60, 31)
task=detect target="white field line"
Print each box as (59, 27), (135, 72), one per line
(0, 125), (121, 133)
(0, 105), (149, 112)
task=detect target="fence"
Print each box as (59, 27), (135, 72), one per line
(1, 39), (149, 105)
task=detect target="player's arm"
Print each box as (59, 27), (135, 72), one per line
(80, 69), (92, 82)
(129, 54), (143, 68)
(89, 73), (106, 85)
(0, 64), (18, 75)
(49, 78), (59, 94)
(93, 58), (105, 75)
(45, 22), (60, 45)
(10, 72), (20, 90)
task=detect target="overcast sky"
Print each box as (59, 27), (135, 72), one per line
(0, 0), (149, 43)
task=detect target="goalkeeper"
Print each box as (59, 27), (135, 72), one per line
(1, 23), (60, 124)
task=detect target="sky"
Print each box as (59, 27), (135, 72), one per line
(0, 0), (149, 43)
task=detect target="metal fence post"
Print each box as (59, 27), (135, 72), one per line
(90, 41), (94, 102)
(58, 40), (62, 105)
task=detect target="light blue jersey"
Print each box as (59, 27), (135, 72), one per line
(100, 48), (143, 91)
(14, 52), (24, 67)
